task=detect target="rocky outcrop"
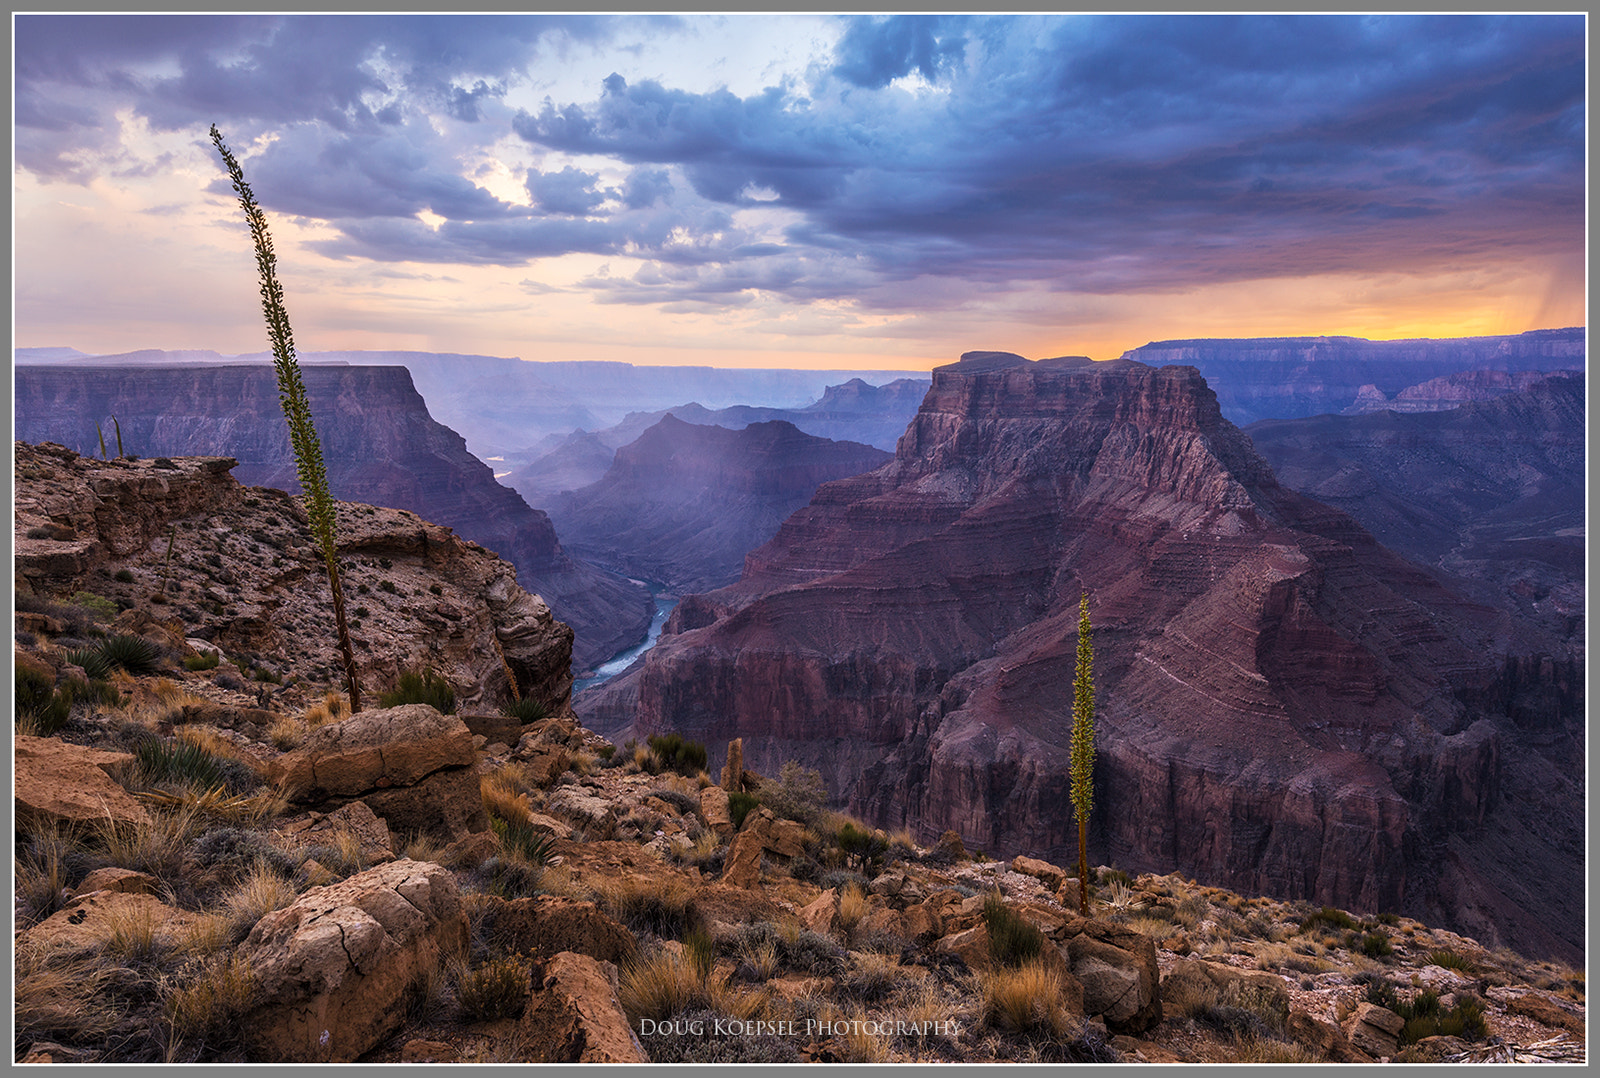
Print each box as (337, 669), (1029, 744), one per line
(13, 365), (651, 670)
(1064, 920), (1162, 1035)
(469, 896), (636, 966)
(14, 441), (575, 715)
(1120, 327), (1584, 424)
(271, 705), (487, 841)
(544, 417), (891, 594)
(237, 859), (469, 1063)
(581, 352), (1580, 961)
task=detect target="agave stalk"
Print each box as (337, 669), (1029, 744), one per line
(210, 125), (362, 712)
(1070, 590), (1096, 915)
(112, 415), (124, 458)
(95, 421), (106, 459)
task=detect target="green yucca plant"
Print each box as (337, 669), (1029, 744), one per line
(211, 125), (362, 713)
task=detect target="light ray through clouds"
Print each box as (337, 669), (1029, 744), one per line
(12, 12), (1585, 368)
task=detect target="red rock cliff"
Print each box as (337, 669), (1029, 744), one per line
(581, 352), (1580, 962)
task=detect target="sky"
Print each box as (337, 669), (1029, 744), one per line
(12, 13), (1587, 371)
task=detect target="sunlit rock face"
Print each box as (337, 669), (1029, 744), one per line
(582, 352), (1581, 963)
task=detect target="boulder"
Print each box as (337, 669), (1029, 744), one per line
(934, 830), (968, 861)
(23, 890), (203, 952)
(238, 860), (468, 1062)
(900, 899), (943, 943)
(699, 785), (733, 837)
(766, 818), (807, 859)
(722, 828), (765, 889)
(858, 907), (906, 941)
(521, 952), (648, 1063)
(15, 736), (150, 833)
(1393, 1035), (1470, 1063)
(720, 738), (744, 792)
(547, 788), (617, 833)
(277, 801), (395, 864)
(934, 924), (991, 971)
(271, 705), (486, 841)
(1161, 957), (1289, 1029)
(1344, 1002), (1404, 1060)
(799, 889), (838, 937)
(471, 895), (635, 965)
(70, 867), (160, 899)
(1063, 919), (1162, 1035)
(1286, 1010), (1373, 1063)
(1011, 855), (1067, 891)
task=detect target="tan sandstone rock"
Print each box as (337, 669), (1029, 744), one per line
(15, 736), (150, 833)
(720, 738), (744, 792)
(470, 895), (635, 965)
(698, 785), (733, 838)
(237, 859), (468, 1063)
(1063, 919), (1163, 1035)
(1011, 855), (1067, 891)
(521, 952), (649, 1063)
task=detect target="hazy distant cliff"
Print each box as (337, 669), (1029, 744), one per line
(14, 364), (651, 670)
(1121, 327), (1584, 424)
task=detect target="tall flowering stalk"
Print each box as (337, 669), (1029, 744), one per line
(210, 125), (362, 712)
(1071, 590), (1096, 914)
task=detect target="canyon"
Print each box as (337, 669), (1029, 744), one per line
(544, 416), (892, 595)
(1245, 373), (1585, 653)
(579, 351), (1583, 964)
(12, 364), (650, 672)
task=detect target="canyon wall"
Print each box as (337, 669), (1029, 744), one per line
(580, 352), (1582, 962)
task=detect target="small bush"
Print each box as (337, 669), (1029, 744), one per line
(114, 568), (136, 583)
(69, 590), (120, 623)
(134, 738), (255, 795)
(728, 791), (761, 831)
(183, 651), (221, 672)
(981, 961), (1073, 1035)
(64, 646), (114, 680)
(647, 734), (708, 776)
(457, 957), (531, 1021)
(15, 666), (73, 735)
(760, 760), (830, 828)
(836, 820), (888, 875)
(983, 892), (1045, 967)
(502, 696), (549, 723)
(596, 876), (703, 940)
(1299, 906), (1357, 933)
(1356, 930), (1394, 959)
(378, 667), (456, 714)
(1428, 949), (1477, 973)
(490, 815), (557, 867)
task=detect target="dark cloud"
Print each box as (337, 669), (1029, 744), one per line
(526, 166), (612, 216)
(832, 15), (966, 89)
(16, 13), (1584, 313)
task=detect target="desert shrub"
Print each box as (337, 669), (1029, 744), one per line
(183, 651), (221, 672)
(502, 696), (548, 723)
(65, 646), (115, 680)
(1355, 930), (1394, 959)
(647, 733), (708, 776)
(685, 925), (715, 983)
(1298, 906), (1357, 933)
(221, 863), (299, 938)
(457, 956), (531, 1021)
(984, 892), (1045, 967)
(69, 590), (120, 623)
(820, 868), (869, 894)
(596, 743), (617, 762)
(15, 826), (101, 926)
(378, 667), (456, 713)
(835, 820), (889, 875)
(190, 827), (298, 877)
(1374, 911), (1401, 926)
(164, 953), (256, 1058)
(597, 876), (703, 940)
(114, 568), (136, 582)
(134, 738), (255, 795)
(720, 920), (845, 976)
(1362, 977), (1401, 1012)
(728, 790), (761, 831)
(97, 633), (164, 675)
(636, 1006), (801, 1063)
(759, 760), (830, 828)
(490, 816), (557, 867)
(620, 949), (711, 1022)
(839, 952), (900, 1002)
(15, 665), (73, 734)
(1428, 949), (1477, 973)
(646, 788), (701, 816)
(1396, 990), (1487, 1045)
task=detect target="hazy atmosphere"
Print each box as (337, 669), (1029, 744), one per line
(13, 12), (1586, 369)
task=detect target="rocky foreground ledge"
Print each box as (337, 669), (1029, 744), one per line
(12, 445), (1585, 1064)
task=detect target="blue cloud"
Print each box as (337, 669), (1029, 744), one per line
(832, 14), (967, 89)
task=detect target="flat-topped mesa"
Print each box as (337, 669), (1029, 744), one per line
(581, 350), (1580, 963)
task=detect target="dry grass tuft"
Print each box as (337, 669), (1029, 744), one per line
(268, 715), (306, 750)
(223, 863), (299, 936)
(980, 961), (1073, 1036)
(837, 882), (869, 936)
(16, 939), (128, 1045)
(99, 901), (162, 960)
(1233, 1039), (1319, 1063)
(620, 949), (710, 1022)
(164, 952), (257, 1052)
(481, 770), (535, 825)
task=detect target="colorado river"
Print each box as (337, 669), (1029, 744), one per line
(574, 588), (676, 693)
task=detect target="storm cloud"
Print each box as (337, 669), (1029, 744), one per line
(14, 12), (1584, 315)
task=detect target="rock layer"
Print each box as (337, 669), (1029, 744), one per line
(581, 352), (1580, 962)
